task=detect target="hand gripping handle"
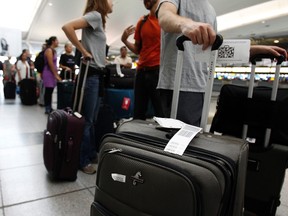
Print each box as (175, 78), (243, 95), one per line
(176, 34), (223, 51)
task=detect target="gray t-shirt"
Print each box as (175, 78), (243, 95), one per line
(157, 0), (217, 92)
(82, 11), (106, 68)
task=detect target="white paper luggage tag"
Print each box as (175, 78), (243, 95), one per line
(194, 39), (250, 64)
(164, 124), (202, 156)
(153, 117), (185, 129)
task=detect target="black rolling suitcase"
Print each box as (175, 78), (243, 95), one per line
(91, 36), (249, 216)
(210, 55), (288, 216)
(4, 81), (16, 99)
(43, 59), (89, 181)
(94, 102), (116, 153)
(57, 71), (75, 109)
(105, 64), (135, 89)
(19, 78), (37, 105)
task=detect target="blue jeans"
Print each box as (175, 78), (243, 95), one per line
(80, 75), (101, 168)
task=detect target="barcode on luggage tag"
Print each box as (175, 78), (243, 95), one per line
(164, 124), (202, 155)
(178, 130), (194, 138)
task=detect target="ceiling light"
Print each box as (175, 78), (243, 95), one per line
(274, 40), (280, 43)
(217, 0), (288, 32)
(48, 2), (53, 6)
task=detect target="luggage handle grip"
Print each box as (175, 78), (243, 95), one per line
(82, 56), (92, 61)
(250, 54), (285, 65)
(176, 34), (223, 51)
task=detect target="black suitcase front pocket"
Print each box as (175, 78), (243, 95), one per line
(96, 143), (225, 216)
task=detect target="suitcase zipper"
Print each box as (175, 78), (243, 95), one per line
(110, 132), (235, 216)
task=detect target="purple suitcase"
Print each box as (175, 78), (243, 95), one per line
(43, 59), (90, 181)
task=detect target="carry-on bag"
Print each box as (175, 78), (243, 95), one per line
(43, 58), (89, 181)
(57, 70), (75, 109)
(105, 64), (136, 89)
(210, 54), (288, 215)
(19, 78), (37, 105)
(104, 88), (134, 120)
(4, 80), (16, 99)
(91, 35), (249, 216)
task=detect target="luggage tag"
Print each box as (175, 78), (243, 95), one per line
(164, 124), (202, 156)
(194, 39), (250, 64)
(121, 97), (131, 110)
(153, 117), (184, 129)
(73, 111), (83, 119)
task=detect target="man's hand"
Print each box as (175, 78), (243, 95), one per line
(121, 25), (136, 43)
(181, 20), (216, 50)
(250, 45), (288, 60)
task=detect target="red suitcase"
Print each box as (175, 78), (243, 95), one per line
(43, 59), (89, 181)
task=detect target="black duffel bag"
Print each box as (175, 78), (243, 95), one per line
(105, 64), (136, 89)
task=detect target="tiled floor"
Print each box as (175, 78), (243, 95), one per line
(0, 79), (97, 216)
(0, 77), (287, 216)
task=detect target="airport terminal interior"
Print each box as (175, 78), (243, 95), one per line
(0, 75), (287, 215)
(0, 0), (288, 215)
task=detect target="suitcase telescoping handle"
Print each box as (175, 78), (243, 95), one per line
(73, 57), (91, 113)
(64, 68), (73, 81)
(243, 54), (285, 147)
(170, 34), (223, 132)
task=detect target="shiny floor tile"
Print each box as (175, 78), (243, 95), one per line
(0, 144), (43, 170)
(0, 164), (95, 206)
(0, 132), (43, 149)
(4, 190), (94, 216)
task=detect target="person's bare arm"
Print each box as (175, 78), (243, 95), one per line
(157, 2), (216, 50)
(250, 45), (288, 60)
(121, 25), (141, 54)
(62, 18), (92, 59)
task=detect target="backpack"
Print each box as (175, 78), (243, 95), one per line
(138, 14), (149, 52)
(34, 50), (45, 73)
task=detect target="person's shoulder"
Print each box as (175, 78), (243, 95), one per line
(84, 11), (101, 20)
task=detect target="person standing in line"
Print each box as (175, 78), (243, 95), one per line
(156, 0), (288, 126)
(42, 36), (62, 114)
(114, 46), (132, 69)
(16, 50), (32, 84)
(59, 42), (76, 80)
(3, 56), (16, 84)
(121, 0), (164, 120)
(62, 0), (114, 174)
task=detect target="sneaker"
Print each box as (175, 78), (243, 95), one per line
(81, 164), (96, 174)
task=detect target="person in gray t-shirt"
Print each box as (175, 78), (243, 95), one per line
(62, 0), (114, 174)
(156, 0), (217, 126)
